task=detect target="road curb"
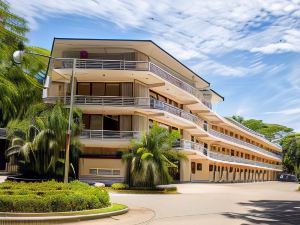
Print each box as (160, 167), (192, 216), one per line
(0, 207), (129, 224)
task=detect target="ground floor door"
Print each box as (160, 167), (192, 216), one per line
(0, 139), (8, 170)
(169, 160), (180, 182)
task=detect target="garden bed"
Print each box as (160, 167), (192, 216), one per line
(0, 180), (110, 212)
(108, 183), (178, 194)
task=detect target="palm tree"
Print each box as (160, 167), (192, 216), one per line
(6, 104), (82, 179)
(0, 1), (49, 127)
(122, 123), (186, 187)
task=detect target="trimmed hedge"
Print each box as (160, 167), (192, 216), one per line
(111, 183), (129, 190)
(110, 183), (177, 193)
(0, 180), (110, 212)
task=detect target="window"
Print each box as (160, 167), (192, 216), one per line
(150, 91), (157, 99)
(218, 166), (220, 172)
(82, 114), (91, 129)
(158, 94), (167, 103)
(89, 168), (121, 176)
(197, 163), (202, 171)
(191, 162), (196, 174)
(92, 83), (105, 96)
(98, 169), (112, 176)
(229, 167), (233, 172)
(209, 165), (213, 171)
(105, 83), (120, 96)
(77, 83), (91, 95)
(89, 168), (97, 175)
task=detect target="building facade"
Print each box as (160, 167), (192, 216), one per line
(42, 38), (282, 184)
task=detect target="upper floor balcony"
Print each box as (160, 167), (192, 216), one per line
(207, 151), (282, 171)
(207, 129), (282, 161)
(45, 95), (205, 129)
(174, 139), (282, 171)
(51, 58), (212, 109)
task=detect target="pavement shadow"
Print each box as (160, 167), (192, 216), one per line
(222, 200), (300, 225)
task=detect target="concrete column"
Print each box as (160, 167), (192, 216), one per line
(180, 158), (191, 182)
(132, 115), (149, 132)
(225, 167), (229, 182)
(182, 130), (191, 140)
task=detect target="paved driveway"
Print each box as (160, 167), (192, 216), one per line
(53, 182), (300, 225)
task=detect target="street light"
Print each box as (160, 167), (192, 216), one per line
(12, 45), (76, 183)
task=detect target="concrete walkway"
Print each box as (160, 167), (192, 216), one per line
(80, 182), (300, 225)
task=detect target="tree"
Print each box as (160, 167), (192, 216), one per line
(0, 0), (49, 127)
(122, 123), (186, 187)
(232, 115), (244, 123)
(6, 104), (82, 179)
(280, 134), (300, 178)
(231, 116), (293, 141)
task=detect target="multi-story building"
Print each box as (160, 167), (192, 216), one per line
(42, 38), (282, 184)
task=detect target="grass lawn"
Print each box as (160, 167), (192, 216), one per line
(0, 203), (127, 217)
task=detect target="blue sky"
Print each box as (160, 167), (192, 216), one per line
(7, 0), (300, 131)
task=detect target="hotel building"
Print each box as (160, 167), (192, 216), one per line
(4, 38), (283, 183)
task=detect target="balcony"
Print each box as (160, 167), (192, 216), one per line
(45, 96), (205, 128)
(173, 139), (282, 170)
(208, 129), (282, 160)
(52, 58), (211, 108)
(80, 130), (140, 140)
(207, 151), (282, 170)
(225, 117), (281, 149)
(150, 99), (204, 127)
(173, 139), (207, 155)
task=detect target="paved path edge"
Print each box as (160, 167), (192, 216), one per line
(0, 207), (129, 223)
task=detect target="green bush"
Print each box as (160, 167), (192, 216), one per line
(0, 180), (110, 212)
(111, 183), (129, 190)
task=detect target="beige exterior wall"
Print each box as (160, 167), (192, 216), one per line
(79, 158), (126, 177)
(190, 159), (210, 181)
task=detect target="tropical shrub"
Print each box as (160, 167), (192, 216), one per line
(6, 104), (82, 179)
(0, 180), (110, 212)
(123, 123), (186, 187)
(111, 183), (129, 190)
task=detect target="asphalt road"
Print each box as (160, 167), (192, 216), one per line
(107, 182), (300, 225)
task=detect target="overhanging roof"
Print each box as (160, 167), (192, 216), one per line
(51, 38), (224, 101)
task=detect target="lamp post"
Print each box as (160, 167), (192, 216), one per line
(12, 49), (76, 183)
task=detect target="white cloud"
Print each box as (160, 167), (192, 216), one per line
(6, 0), (300, 76)
(265, 107), (300, 115)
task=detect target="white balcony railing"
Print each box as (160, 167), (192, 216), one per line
(173, 139), (207, 155)
(80, 130), (140, 140)
(45, 96), (205, 128)
(207, 151), (282, 170)
(150, 98), (204, 127)
(173, 139), (282, 170)
(52, 58), (211, 109)
(208, 129), (282, 160)
(45, 96), (150, 107)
